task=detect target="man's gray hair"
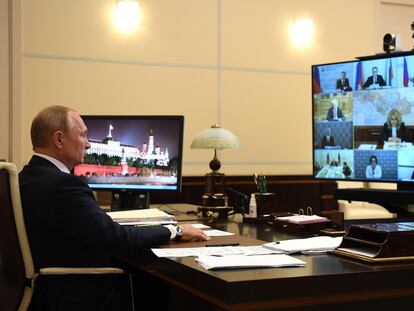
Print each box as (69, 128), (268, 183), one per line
(30, 105), (75, 149)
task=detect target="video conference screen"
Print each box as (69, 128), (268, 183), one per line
(312, 52), (414, 183)
(73, 115), (184, 192)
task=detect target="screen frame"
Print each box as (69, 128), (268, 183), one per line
(75, 114), (185, 193)
(311, 51), (414, 185)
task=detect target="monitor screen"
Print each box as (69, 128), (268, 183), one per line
(73, 115), (184, 193)
(312, 52), (414, 183)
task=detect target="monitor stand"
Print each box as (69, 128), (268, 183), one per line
(110, 191), (150, 211)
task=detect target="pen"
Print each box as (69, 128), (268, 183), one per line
(253, 173), (261, 192)
(262, 175), (268, 193)
(205, 243), (240, 247)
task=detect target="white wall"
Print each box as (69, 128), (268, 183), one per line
(10, 0), (414, 176)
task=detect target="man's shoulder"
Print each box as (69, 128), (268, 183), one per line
(20, 161), (86, 186)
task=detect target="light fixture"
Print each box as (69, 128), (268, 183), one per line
(191, 123), (240, 172)
(289, 18), (314, 48)
(191, 124), (240, 211)
(113, 0), (141, 32)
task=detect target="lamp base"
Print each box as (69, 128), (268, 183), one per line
(198, 205), (233, 219)
(201, 171), (227, 207)
(202, 193), (227, 207)
(204, 172), (226, 196)
(200, 172), (230, 218)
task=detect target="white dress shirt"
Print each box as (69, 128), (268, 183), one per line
(391, 126), (397, 138)
(365, 165), (382, 179)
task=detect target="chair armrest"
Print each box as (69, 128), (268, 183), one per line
(39, 267), (124, 275)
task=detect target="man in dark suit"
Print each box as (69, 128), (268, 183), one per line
(319, 127), (335, 148)
(19, 105), (210, 310)
(336, 71), (352, 92)
(363, 66), (386, 89)
(326, 98), (345, 121)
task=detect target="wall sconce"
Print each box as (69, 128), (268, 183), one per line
(191, 124), (240, 210)
(113, 0), (141, 32)
(289, 18), (314, 48)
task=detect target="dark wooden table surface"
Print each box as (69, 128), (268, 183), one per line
(123, 205), (414, 310)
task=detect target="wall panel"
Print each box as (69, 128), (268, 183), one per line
(18, 0), (412, 176)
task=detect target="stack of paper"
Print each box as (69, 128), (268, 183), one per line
(195, 254), (306, 270)
(358, 144), (376, 150)
(152, 245), (282, 258)
(262, 236), (343, 254)
(276, 214), (330, 224)
(203, 229), (235, 237)
(107, 208), (176, 225)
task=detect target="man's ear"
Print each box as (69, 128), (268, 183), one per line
(52, 131), (65, 149)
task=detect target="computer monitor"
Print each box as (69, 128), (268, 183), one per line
(73, 115), (184, 210)
(312, 51), (414, 186)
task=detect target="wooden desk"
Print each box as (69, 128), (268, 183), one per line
(123, 215), (414, 310)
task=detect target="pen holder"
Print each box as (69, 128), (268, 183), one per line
(254, 193), (276, 216)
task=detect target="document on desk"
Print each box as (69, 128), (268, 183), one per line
(203, 229), (235, 236)
(151, 245), (282, 258)
(276, 214), (330, 224)
(190, 223), (211, 229)
(195, 254), (306, 270)
(263, 236), (343, 254)
(123, 220), (178, 226)
(107, 208), (176, 225)
(358, 144), (377, 150)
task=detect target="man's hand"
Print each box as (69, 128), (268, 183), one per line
(179, 224), (210, 241)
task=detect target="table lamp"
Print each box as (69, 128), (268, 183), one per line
(191, 123), (240, 210)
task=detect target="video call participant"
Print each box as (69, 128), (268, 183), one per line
(326, 98), (345, 121)
(19, 105), (210, 310)
(365, 155), (382, 179)
(342, 162), (352, 178)
(336, 71), (352, 92)
(379, 108), (409, 145)
(363, 66), (386, 89)
(319, 127), (335, 148)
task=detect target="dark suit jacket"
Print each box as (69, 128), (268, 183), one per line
(326, 107), (344, 120)
(379, 122), (409, 144)
(336, 78), (352, 91)
(320, 136), (335, 148)
(363, 74), (386, 88)
(19, 155), (171, 310)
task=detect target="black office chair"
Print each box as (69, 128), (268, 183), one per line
(0, 162), (134, 311)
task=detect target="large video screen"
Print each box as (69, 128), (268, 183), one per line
(73, 115), (184, 192)
(312, 52), (414, 183)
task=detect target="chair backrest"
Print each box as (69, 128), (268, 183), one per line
(0, 162), (36, 311)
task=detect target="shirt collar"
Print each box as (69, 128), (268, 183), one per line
(34, 152), (71, 174)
